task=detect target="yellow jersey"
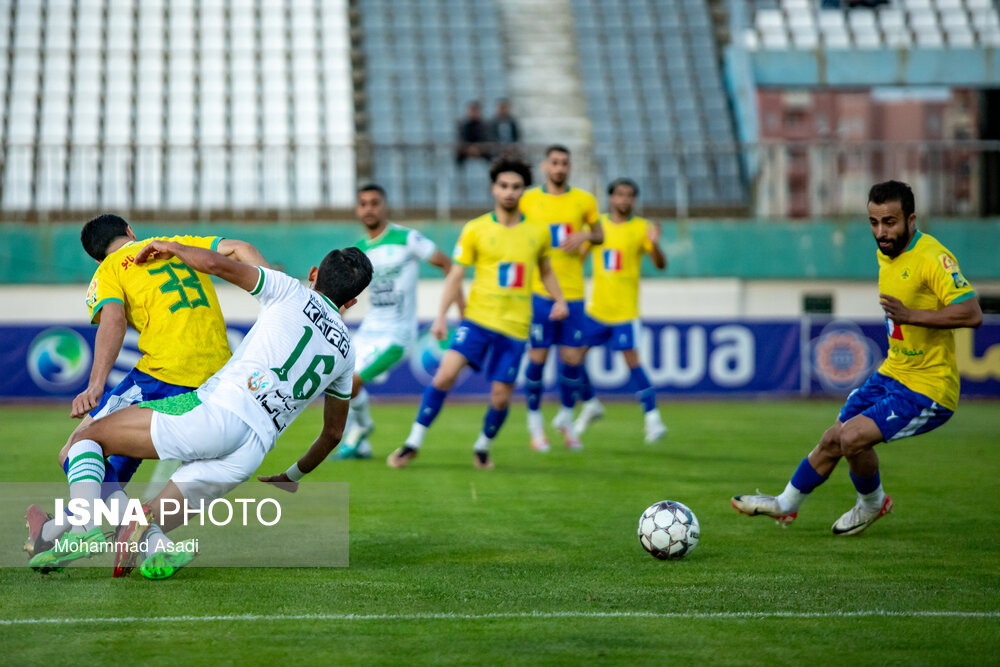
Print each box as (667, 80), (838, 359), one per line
(85, 235), (232, 387)
(453, 212), (551, 341)
(519, 185), (599, 301)
(587, 215), (655, 324)
(877, 231), (976, 410)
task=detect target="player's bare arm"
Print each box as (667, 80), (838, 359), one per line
(433, 263), (467, 340)
(71, 301), (127, 418)
(429, 248), (465, 316)
(216, 238), (271, 269)
(538, 257), (568, 321)
(880, 293), (982, 329)
(560, 220), (604, 253)
(135, 240), (261, 292)
(258, 394), (350, 489)
(647, 221), (667, 270)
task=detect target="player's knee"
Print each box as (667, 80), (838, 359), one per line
(839, 425), (873, 459)
(431, 366), (458, 391)
(814, 424), (842, 458)
(490, 385), (512, 410)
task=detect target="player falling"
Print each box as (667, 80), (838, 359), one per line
(25, 215), (266, 558)
(574, 178), (668, 443)
(732, 180), (982, 535)
(29, 243), (371, 578)
(518, 145), (602, 452)
(387, 156), (569, 469)
(332, 184), (459, 460)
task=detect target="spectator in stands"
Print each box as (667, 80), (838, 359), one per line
(456, 100), (492, 164)
(489, 98), (520, 147)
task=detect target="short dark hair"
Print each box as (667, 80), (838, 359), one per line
(314, 247), (373, 308)
(607, 177), (639, 197)
(545, 144), (570, 158)
(489, 156), (533, 186)
(81, 214), (130, 261)
(868, 180), (914, 221)
(357, 183), (387, 200)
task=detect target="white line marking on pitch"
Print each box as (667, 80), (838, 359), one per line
(1, 610), (998, 626)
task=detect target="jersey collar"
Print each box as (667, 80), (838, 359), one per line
(904, 230), (922, 253)
(491, 211), (526, 224)
(541, 185), (572, 195)
(364, 222), (392, 244)
(316, 291), (338, 311)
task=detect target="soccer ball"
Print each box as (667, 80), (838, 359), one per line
(637, 500), (700, 560)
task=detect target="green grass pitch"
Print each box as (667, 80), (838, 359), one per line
(2, 399), (998, 664)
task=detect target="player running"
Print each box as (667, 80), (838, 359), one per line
(387, 156), (568, 469)
(573, 178), (668, 443)
(519, 144), (602, 452)
(732, 181), (982, 535)
(28, 242), (372, 578)
(25, 214), (267, 558)
(332, 184), (460, 460)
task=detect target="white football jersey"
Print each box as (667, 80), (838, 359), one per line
(200, 267), (355, 442)
(356, 224), (436, 344)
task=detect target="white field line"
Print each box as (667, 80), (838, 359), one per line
(1, 610), (999, 626)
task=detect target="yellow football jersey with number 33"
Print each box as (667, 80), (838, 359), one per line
(85, 235), (232, 387)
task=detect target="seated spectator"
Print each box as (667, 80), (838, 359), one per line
(456, 101), (491, 164)
(489, 98), (520, 147)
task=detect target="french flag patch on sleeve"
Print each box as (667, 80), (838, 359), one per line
(603, 248), (623, 271)
(550, 223), (573, 247)
(498, 262), (525, 288)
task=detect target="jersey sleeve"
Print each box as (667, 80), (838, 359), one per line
(250, 267), (303, 307)
(926, 250), (976, 305)
(323, 354), (355, 400)
(582, 192), (599, 227)
(453, 222), (477, 266)
(640, 222), (655, 254)
(85, 262), (124, 324)
(169, 235), (222, 251)
(537, 223), (552, 260)
(407, 229), (437, 262)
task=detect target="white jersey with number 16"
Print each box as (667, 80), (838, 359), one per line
(200, 267), (355, 443)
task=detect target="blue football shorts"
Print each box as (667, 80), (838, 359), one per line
(89, 367), (197, 484)
(529, 296), (586, 349)
(584, 315), (641, 351)
(839, 372), (953, 442)
(450, 320), (526, 384)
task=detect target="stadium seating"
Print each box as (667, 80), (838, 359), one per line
(571, 0), (746, 208)
(743, 0), (1000, 50)
(358, 0), (510, 209)
(0, 0), (355, 212)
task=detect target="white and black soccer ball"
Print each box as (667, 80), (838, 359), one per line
(637, 500), (700, 560)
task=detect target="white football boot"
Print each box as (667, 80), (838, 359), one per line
(731, 491), (798, 526)
(573, 398), (606, 435)
(831, 496), (893, 536)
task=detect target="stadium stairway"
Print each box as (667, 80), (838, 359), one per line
(495, 0), (598, 188)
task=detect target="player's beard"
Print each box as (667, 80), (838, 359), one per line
(876, 229), (911, 257)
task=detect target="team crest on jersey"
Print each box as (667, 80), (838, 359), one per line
(602, 248), (623, 271)
(939, 254), (968, 288)
(247, 370), (275, 393)
(497, 262), (525, 288)
(85, 279), (98, 308)
(549, 223), (573, 247)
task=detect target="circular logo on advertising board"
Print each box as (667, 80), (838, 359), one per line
(811, 320), (882, 393)
(27, 327), (92, 392)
